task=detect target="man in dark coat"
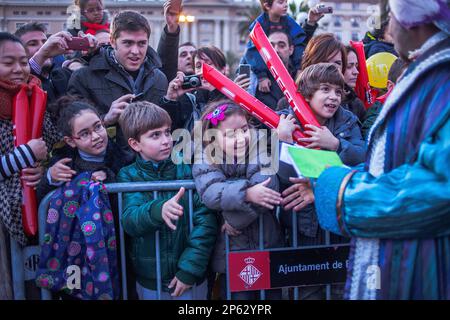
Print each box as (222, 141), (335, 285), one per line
(68, 11), (179, 163)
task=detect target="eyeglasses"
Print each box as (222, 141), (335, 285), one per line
(84, 7), (104, 14)
(72, 122), (105, 141)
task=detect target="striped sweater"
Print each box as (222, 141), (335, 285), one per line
(0, 144), (36, 181)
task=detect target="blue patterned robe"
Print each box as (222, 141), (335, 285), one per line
(314, 33), (450, 299)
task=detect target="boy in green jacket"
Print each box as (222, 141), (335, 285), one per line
(117, 101), (217, 299)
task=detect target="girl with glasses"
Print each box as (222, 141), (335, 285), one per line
(37, 95), (126, 200)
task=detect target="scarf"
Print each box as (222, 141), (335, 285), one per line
(0, 75), (41, 120)
(81, 21), (110, 36)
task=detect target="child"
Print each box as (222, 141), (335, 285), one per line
(37, 95), (125, 199)
(35, 96), (124, 300)
(277, 63), (366, 299)
(278, 63), (366, 166)
(68, 0), (110, 36)
(244, 0), (321, 95)
(117, 101), (217, 300)
(192, 100), (283, 300)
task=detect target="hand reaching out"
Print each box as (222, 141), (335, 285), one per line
(245, 177), (282, 210)
(281, 177), (315, 212)
(162, 187), (185, 230)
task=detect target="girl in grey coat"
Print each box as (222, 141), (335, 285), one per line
(192, 101), (283, 299)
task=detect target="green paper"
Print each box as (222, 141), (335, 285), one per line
(287, 146), (344, 178)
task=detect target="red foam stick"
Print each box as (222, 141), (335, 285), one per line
(350, 41), (378, 109)
(30, 85), (47, 139)
(249, 22), (320, 128)
(202, 63), (307, 145)
(13, 86), (38, 236)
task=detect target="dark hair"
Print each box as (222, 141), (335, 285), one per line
(48, 95), (100, 137)
(302, 33), (347, 74)
(75, 0), (104, 12)
(193, 46), (226, 70)
(259, 0), (274, 11)
(14, 22), (47, 39)
(0, 32), (24, 51)
(296, 63), (346, 99)
(200, 99), (249, 146)
(371, 19), (390, 41)
(345, 45), (357, 57)
(387, 58), (407, 83)
(110, 11), (150, 40)
(179, 42), (196, 49)
(268, 29), (293, 46)
(118, 101), (172, 142)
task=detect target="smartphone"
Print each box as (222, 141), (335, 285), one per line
(316, 4), (333, 14)
(66, 37), (91, 51)
(237, 64), (251, 78)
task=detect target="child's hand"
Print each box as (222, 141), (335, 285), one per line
(91, 170), (107, 182)
(161, 187), (185, 230)
(299, 124), (340, 150)
(277, 114), (300, 143)
(168, 276), (192, 297)
(221, 221), (242, 237)
(49, 158), (77, 183)
(281, 177), (315, 212)
(27, 138), (48, 161)
(245, 177), (282, 210)
(258, 78), (271, 93)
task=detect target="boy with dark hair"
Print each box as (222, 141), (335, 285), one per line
(117, 101), (217, 300)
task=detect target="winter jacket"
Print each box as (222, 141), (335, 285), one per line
(192, 131), (283, 273)
(342, 85), (367, 124)
(244, 13), (308, 81)
(67, 45), (168, 161)
(362, 31), (398, 58)
(255, 62), (297, 110)
(117, 155), (217, 291)
(278, 106), (366, 240)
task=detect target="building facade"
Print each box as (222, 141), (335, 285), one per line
(319, 0), (380, 44)
(0, 0), (381, 54)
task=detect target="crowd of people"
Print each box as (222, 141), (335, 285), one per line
(0, 0), (449, 301)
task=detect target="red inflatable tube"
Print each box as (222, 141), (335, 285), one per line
(30, 85), (47, 139)
(350, 41), (378, 109)
(12, 84), (45, 237)
(249, 22), (320, 128)
(202, 63), (307, 145)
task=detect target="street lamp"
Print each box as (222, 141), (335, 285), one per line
(179, 14), (195, 23)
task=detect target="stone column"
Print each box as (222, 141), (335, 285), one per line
(214, 19), (221, 48)
(191, 21), (198, 46)
(223, 19), (230, 52)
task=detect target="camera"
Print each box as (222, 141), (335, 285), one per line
(181, 74), (202, 90)
(316, 4), (333, 14)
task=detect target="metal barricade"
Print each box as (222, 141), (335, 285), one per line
(10, 180), (349, 300)
(224, 207), (350, 300)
